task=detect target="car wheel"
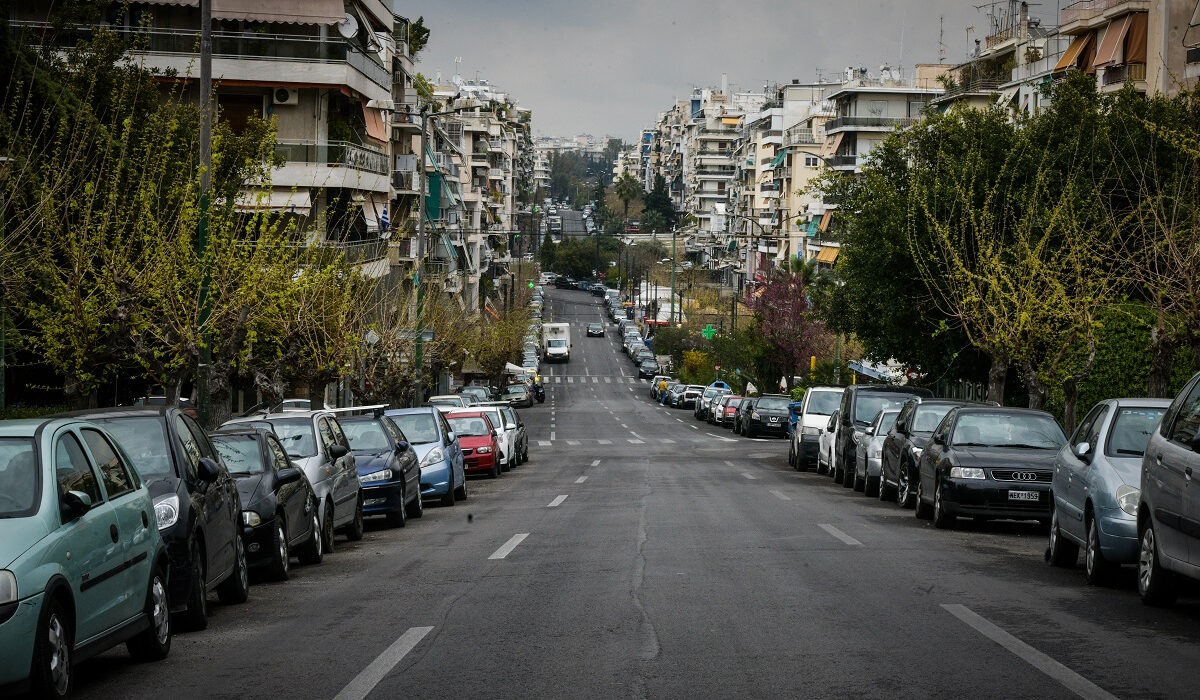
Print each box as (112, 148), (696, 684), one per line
(1084, 516), (1114, 586)
(833, 461), (844, 484)
(522, 443), (529, 462)
(321, 502), (336, 554)
(405, 486), (424, 519)
(852, 466), (865, 491)
(1138, 521), (1178, 607)
(177, 542), (208, 631)
(914, 479), (933, 519)
(878, 471), (894, 501)
(865, 475), (880, 498)
(297, 509), (324, 565)
(216, 534), (249, 605)
(127, 565), (171, 661)
(31, 598), (73, 698)
(265, 519), (290, 582)
(345, 496), (366, 541)
(440, 478), (457, 507)
(787, 443), (796, 468)
(816, 456), (828, 475)
(897, 466), (915, 509)
(455, 475), (469, 501)
(386, 492), (407, 527)
(1046, 504), (1078, 568)
(932, 481), (956, 529)
(489, 459), (501, 479)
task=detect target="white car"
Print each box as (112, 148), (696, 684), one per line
(789, 386), (844, 471)
(448, 405), (520, 471)
(817, 409), (841, 476)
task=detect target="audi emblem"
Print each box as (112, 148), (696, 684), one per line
(1012, 471), (1039, 482)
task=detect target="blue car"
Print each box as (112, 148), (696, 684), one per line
(338, 414), (424, 526)
(1048, 398), (1171, 584)
(385, 408), (466, 506)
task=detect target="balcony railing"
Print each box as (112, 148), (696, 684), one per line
(1102, 62), (1147, 86)
(391, 170), (416, 191)
(326, 239), (388, 265)
(941, 77), (1004, 97)
(785, 128), (819, 145)
(1061, 0), (1148, 26)
(275, 140), (387, 175)
(825, 116), (916, 131)
(829, 154), (860, 168)
(488, 168), (505, 179)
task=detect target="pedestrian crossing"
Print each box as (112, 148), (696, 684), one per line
(544, 375), (645, 384)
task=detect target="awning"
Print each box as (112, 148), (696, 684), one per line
(234, 188), (311, 214)
(721, 117), (741, 126)
(818, 210), (833, 232)
(997, 86), (1019, 106)
(138, 0), (345, 25)
(1125, 12), (1148, 63)
(1054, 33), (1092, 71)
(504, 362), (526, 375)
(1094, 15), (1132, 67)
(815, 246), (839, 264)
(769, 151), (787, 168)
(363, 103), (388, 144)
(361, 193), (388, 232)
(822, 132), (845, 158)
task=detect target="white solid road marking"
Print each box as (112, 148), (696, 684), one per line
(591, 459), (601, 466)
(575, 476), (588, 484)
(566, 440), (581, 446)
(770, 490), (791, 501)
(628, 438), (644, 444)
(538, 440), (551, 447)
(568, 377), (574, 384)
(620, 423), (629, 429)
(592, 377), (599, 383)
(547, 495), (569, 508)
(941, 604), (1119, 700)
(597, 439), (612, 445)
(707, 433), (737, 442)
(742, 473), (757, 480)
(818, 524), (863, 547)
(550, 431), (556, 441)
(332, 626), (434, 700)
(605, 377), (612, 383)
(489, 533), (530, 560)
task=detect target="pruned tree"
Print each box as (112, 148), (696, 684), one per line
(745, 269), (832, 392)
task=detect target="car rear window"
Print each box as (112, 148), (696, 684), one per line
(854, 394), (914, 426)
(389, 413), (438, 444)
(91, 416), (176, 477)
(211, 434), (267, 474)
(757, 397), (790, 410)
(339, 418), (392, 453)
(1106, 407), (1167, 458)
(448, 417), (490, 437)
(0, 438), (38, 517)
(911, 404), (956, 433)
(804, 391), (841, 416)
(266, 418), (319, 458)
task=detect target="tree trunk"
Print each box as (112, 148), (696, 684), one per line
(209, 369), (233, 429)
(1147, 323), (1176, 398)
(1023, 364), (1049, 410)
(1062, 377), (1080, 436)
(986, 355), (1008, 405)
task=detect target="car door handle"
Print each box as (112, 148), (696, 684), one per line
(110, 524), (119, 543)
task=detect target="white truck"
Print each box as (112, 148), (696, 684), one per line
(542, 323), (571, 362)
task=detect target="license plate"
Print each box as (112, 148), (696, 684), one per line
(1008, 490), (1039, 502)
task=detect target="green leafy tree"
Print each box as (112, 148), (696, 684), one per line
(614, 172), (643, 221)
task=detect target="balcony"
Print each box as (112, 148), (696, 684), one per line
(325, 238), (389, 265)
(825, 116), (916, 132)
(1061, 0), (1149, 30)
(274, 140), (387, 175)
(391, 109), (421, 132)
(488, 168), (505, 180)
(939, 77), (1004, 98)
(785, 128), (819, 146)
(829, 154), (861, 169)
(471, 149), (490, 162)
(391, 170), (416, 192)
(1101, 62), (1147, 87)
(488, 140), (504, 152)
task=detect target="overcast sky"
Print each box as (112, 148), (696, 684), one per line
(410, 1), (1057, 141)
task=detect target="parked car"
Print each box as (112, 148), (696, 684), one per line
(1135, 372), (1200, 606)
(680, 385), (706, 410)
(714, 395), (743, 427)
(788, 386), (844, 471)
(914, 407), (1067, 529)
(665, 383), (687, 407)
(638, 359), (661, 379)
(385, 408), (466, 506)
(586, 322), (604, 337)
(459, 386), (493, 404)
(634, 348), (655, 366)
(427, 395), (469, 409)
(450, 406), (519, 470)
(1046, 398), (1170, 585)
(69, 407), (248, 631)
(818, 410), (841, 474)
(881, 399), (970, 507)
(649, 375), (672, 399)
(337, 414), (424, 527)
(738, 394), (791, 438)
(502, 383), (534, 409)
(733, 398), (758, 433)
(221, 410), (363, 557)
(0, 418), (172, 696)
(695, 386), (731, 421)
(852, 409), (901, 495)
(834, 385), (934, 486)
(210, 427), (322, 579)
(445, 412), (501, 478)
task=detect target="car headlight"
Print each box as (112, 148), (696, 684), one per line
(242, 511), (262, 527)
(0, 570), (16, 604)
(360, 469), (394, 484)
(949, 467), (986, 479)
(421, 448), (445, 467)
(477, 446), (492, 454)
(802, 426), (821, 436)
(1115, 484), (1140, 517)
(153, 494), (180, 531)
(751, 411), (761, 420)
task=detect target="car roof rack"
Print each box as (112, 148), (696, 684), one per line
(325, 404), (390, 419)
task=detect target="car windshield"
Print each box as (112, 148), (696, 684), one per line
(1106, 407), (1168, 457)
(854, 394), (913, 426)
(0, 438), (38, 518)
(505, 386), (528, 395)
(912, 404), (956, 433)
(389, 413), (439, 444)
(548, 339), (568, 348)
(805, 391), (841, 416)
(588, 323), (602, 329)
(268, 418), (319, 457)
(447, 417), (490, 437)
(429, 398), (461, 406)
(757, 397), (791, 411)
(339, 419), (392, 452)
(951, 413), (1066, 449)
(91, 416), (175, 477)
(211, 434), (266, 474)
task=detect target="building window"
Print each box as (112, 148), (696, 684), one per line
(804, 156), (820, 168)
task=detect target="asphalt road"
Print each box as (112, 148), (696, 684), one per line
(68, 288), (1200, 699)
(559, 209), (586, 239)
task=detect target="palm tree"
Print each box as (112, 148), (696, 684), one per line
(614, 173), (643, 221)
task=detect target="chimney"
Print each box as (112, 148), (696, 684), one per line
(720, 72), (729, 95)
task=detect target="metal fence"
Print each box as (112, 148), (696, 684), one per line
(275, 141), (388, 175)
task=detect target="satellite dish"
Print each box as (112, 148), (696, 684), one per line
(337, 13), (359, 40)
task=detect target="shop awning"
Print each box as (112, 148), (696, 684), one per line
(815, 246), (839, 264)
(1094, 15), (1132, 67)
(139, 0), (345, 25)
(234, 188), (311, 214)
(363, 103), (388, 144)
(818, 210), (833, 232)
(1054, 33), (1093, 71)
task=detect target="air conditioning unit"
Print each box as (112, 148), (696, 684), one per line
(273, 88), (298, 106)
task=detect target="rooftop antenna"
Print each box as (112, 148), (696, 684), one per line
(938, 16), (946, 63)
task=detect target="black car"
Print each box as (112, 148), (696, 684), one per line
(586, 322), (605, 337)
(65, 407), (248, 631)
(733, 398), (758, 433)
(634, 348), (655, 365)
(881, 399), (970, 508)
(914, 406), (1067, 529)
(638, 359), (660, 378)
(211, 428), (323, 580)
(834, 385), (934, 487)
(738, 394), (791, 438)
(338, 414), (424, 526)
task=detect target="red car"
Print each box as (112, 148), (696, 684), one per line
(721, 396), (744, 427)
(446, 412), (501, 478)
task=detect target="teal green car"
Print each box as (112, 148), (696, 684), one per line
(0, 418), (171, 698)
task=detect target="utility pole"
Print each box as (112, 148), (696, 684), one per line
(196, 0), (213, 426)
(414, 106), (429, 406)
(670, 226), (677, 325)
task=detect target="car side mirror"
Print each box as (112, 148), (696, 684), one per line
(932, 433), (946, 446)
(1073, 442), (1092, 459)
(894, 419), (907, 434)
(198, 457), (221, 483)
(277, 466), (302, 485)
(841, 413), (852, 427)
(327, 444), (349, 460)
(60, 490), (92, 522)
(447, 431), (457, 443)
(395, 441), (410, 453)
